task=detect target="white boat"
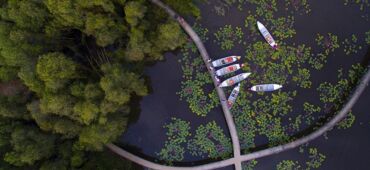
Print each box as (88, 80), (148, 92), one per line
(219, 73), (251, 87)
(227, 83), (241, 109)
(211, 56), (241, 68)
(215, 64), (244, 77)
(257, 21), (277, 49)
(250, 84), (282, 92)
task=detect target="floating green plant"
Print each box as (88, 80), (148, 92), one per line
(242, 160), (258, 170)
(214, 25), (244, 50)
(285, 0), (311, 14)
(276, 160), (301, 170)
(306, 148), (326, 169)
(157, 118), (191, 164)
(344, 0), (369, 11)
(342, 34), (362, 55)
(187, 121), (232, 159)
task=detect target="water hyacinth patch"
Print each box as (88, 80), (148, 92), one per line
(157, 118), (191, 164)
(187, 121), (232, 159)
(214, 25), (244, 50)
(342, 34), (362, 55)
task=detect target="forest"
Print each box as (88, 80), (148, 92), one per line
(0, 0), (198, 169)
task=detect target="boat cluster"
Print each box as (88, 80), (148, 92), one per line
(208, 21), (283, 109)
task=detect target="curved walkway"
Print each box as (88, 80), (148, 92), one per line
(147, 1), (242, 170)
(107, 1), (370, 169)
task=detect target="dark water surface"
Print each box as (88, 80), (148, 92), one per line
(119, 0), (370, 169)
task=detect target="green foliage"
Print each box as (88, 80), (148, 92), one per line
(337, 111), (356, 129)
(188, 121), (232, 159)
(124, 1), (147, 27)
(100, 64), (148, 105)
(157, 118), (190, 164)
(285, 0), (311, 14)
(271, 16), (296, 40)
(366, 30), (370, 44)
(311, 33), (339, 70)
(342, 34), (362, 55)
(4, 126), (55, 166)
(214, 25), (244, 50)
(302, 102), (321, 125)
(244, 42), (312, 86)
(276, 160), (301, 170)
(306, 148), (326, 169)
(343, 0), (369, 11)
(0, 0), (199, 168)
(292, 68), (312, 88)
(36, 52), (78, 91)
(318, 64), (365, 106)
(164, 0), (201, 17)
(242, 160), (258, 170)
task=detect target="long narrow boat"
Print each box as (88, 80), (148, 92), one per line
(219, 73), (251, 87)
(227, 83), (241, 109)
(215, 64), (244, 76)
(257, 21), (278, 49)
(250, 84), (282, 92)
(211, 56), (241, 68)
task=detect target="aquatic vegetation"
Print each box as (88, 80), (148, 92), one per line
(270, 16), (296, 40)
(342, 34), (362, 55)
(276, 160), (301, 170)
(315, 33), (340, 55)
(337, 111), (356, 129)
(244, 14), (259, 39)
(214, 25), (244, 50)
(242, 160), (258, 170)
(318, 64), (365, 105)
(256, 114), (290, 146)
(157, 142), (185, 165)
(187, 121), (232, 159)
(292, 68), (312, 88)
(302, 102), (321, 125)
(244, 42), (312, 87)
(234, 106), (257, 151)
(209, 0), (247, 16)
(343, 0), (369, 11)
(163, 118), (191, 143)
(366, 30), (370, 44)
(306, 148), (326, 169)
(248, 0), (278, 20)
(310, 33), (340, 70)
(177, 25), (220, 117)
(276, 147), (326, 169)
(285, 0), (311, 14)
(157, 118), (191, 164)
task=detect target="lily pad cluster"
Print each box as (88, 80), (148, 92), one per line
(214, 25), (244, 50)
(156, 118), (191, 164)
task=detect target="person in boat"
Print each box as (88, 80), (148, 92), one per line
(214, 76), (220, 84)
(273, 44), (278, 50)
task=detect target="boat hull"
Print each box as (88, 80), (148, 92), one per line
(227, 83), (241, 109)
(219, 73), (251, 87)
(250, 84), (282, 92)
(215, 64), (242, 76)
(211, 56), (241, 68)
(257, 21), (277, 48)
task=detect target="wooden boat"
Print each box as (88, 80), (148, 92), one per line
(257, 21), (278, 49)
(211, 56), (241, 68)
(219, 73), (251, 87)
(250, 84), (282, 92)
(215, 64), (244, 77)
(227, 83), (241, 109)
